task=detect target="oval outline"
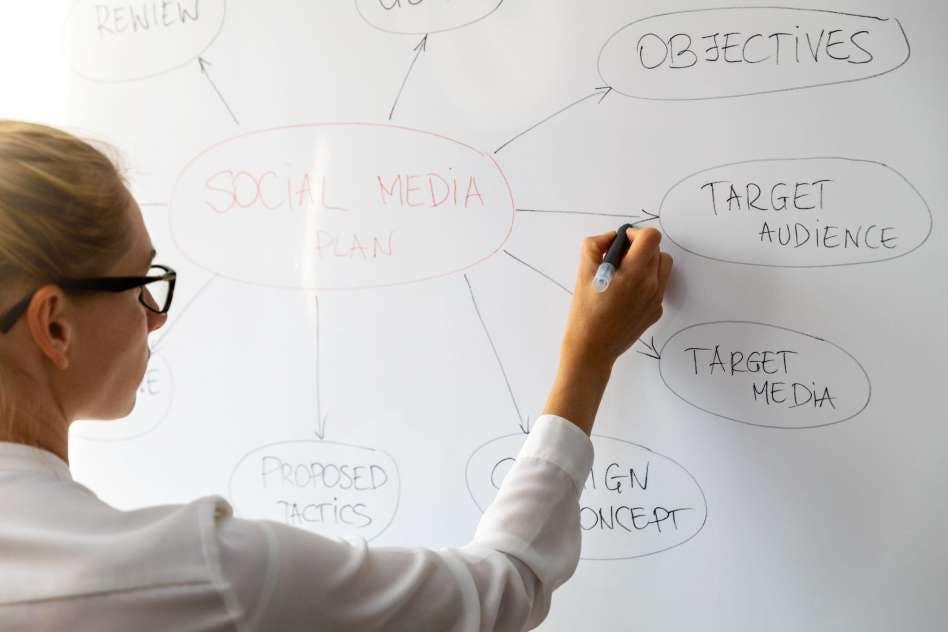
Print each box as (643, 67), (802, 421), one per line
(227, 438), (402, 542)
(597, 6), (911, 102)
(658, 156), (934, 268)
(168, 122), (517, 291)
(658, 320), (873, 430)
(465, 432), (709, 561)
(66, 0), (228, 83)
(355, 0), (505, 36)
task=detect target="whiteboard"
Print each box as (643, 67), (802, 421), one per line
(2, 1), (946, 629)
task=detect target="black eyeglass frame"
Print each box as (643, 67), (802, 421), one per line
(0, 264), (176, 334)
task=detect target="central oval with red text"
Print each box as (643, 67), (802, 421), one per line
(170, 124), (515, 290)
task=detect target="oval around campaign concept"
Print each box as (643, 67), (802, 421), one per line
(658, 321), (872, 429)
(67, 0), (227, 82)
(598, 7), (910, 101)
(355, 0), (505, 35)
(170, 123), (515, 290)
(467, 434), (707, 560)
(659, 157), (932, 268)
(229, 440), (401, 541)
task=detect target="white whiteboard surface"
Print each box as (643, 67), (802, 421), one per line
(2, 1), (947, 629)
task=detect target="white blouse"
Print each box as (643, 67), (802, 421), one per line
(0, 415), (593, 631)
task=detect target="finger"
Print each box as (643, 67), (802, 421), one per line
(623, 227), (662, 269)
(657, 251), (673, 296)
(637, 244), (660, 282)
(586, 230), (618, 256)
(579, 230), (623, 278)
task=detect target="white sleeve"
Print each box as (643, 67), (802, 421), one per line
(215, 415), (594, 632)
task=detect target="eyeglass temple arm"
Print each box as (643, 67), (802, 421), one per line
(0, 294), (33, 334)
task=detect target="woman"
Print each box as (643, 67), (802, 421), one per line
(0, 120), (672, 631)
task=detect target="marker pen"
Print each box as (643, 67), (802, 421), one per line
(593, 223), (634, 293)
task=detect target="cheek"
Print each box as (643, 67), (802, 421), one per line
(92, 300), (147, 362)
(115, 311), (150, 397)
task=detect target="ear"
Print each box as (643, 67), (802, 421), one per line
(24, 285), (74, 371)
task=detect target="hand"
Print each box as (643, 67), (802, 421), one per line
(561, 227), (672, 370)
(542, 227), (672, 434)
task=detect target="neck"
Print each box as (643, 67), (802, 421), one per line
(0, 340), (71, 463)
(0, 424), (69, 464)
(0, 401), (69, 464)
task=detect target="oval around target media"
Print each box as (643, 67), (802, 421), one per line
(658, 321), (872, 429)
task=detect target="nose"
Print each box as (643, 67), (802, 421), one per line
(147, 309), (168, 333)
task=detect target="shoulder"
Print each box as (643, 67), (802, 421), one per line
(0, 485), (260, 629)
(2, 479), (242, 604)
(95, 493), (242, 589)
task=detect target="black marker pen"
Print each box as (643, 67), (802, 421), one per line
(593, 223), (634, 293)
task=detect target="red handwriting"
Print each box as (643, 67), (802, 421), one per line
(314, 229), (396, 260)
(204, 170), (348, 214)
(377, 173), (485, 208)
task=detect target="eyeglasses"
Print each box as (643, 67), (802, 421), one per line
(0, 264), (176, 334)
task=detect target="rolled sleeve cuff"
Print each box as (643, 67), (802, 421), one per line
(518, 414), (594, 492)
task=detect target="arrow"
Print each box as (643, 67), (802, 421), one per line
(495, 86), (613, 155)
(503, 250), (572, 296)
(516, 208), (660, 223)
(389, 34), (429, 121)
(636, 336), (662, 361)
(636, 209), (661, 224)
(198, 56), (239, 125)
(314, 412), (329, 441)
(313, 294), (329, 440)
(464, 274), (525, 434)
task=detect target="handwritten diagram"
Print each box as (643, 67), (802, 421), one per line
(598, 8), (910, 100)
(65, 1), (933, 565)
(66, 0), (226, 82)
(659, 157), (931, 267)
(170, 123), (515, 290)
(467, 433), (708, 560)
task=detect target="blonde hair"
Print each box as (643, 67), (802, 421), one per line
(0, 120), (131, 446)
